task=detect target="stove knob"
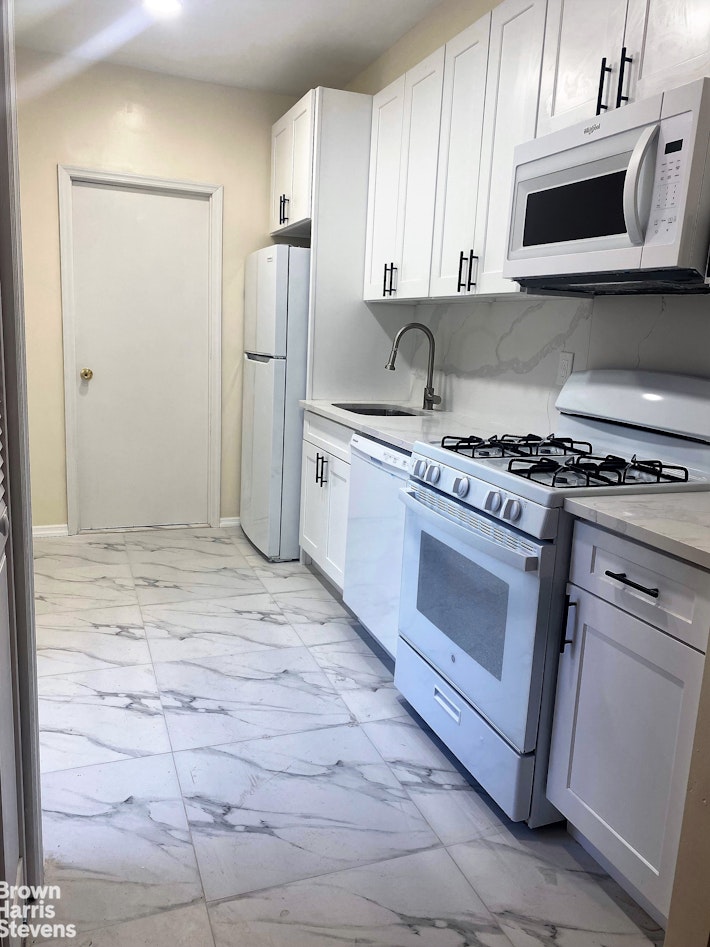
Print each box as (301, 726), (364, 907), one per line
(424, 464), (441, 484)
(413, 459), (428, 479)
(453, 476), (469, 498)
(484, 490), (502, 513)
(502, 498), (522, 522)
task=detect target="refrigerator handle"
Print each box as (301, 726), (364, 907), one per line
(245, 353), (271, 363)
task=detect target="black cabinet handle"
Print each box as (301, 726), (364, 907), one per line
(278, 195), (284, 225)
(388, 263), (397, 296)
(457, 251), (466, 292)
(560, 596), (577, 652)
(282, 195), (289, 224)
(605, 570), (659, 598)
(615, 47), (633, 108)
(315, 453), (323, 485)
(382, 263), (390, 297)
(595, 57), (612, 115)
(320, 456), (328, 485)
(467, 251), (478, 291)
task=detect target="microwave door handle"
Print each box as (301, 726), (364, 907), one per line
(623, 124), (660, 245)
(399, 489), (539, 573)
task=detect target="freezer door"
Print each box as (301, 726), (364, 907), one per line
(243, 245), (289, 357)
(240, 354), (287, 558)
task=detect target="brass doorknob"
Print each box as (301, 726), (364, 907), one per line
(80, 368), (93, 381)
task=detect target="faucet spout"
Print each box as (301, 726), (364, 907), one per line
(385, 322), (441, 410)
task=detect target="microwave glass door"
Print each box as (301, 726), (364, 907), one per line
(508, 122), (660, 263)
(398, 489), (554, 753)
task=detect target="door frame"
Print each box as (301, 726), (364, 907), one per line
(58, 166), (223, 533)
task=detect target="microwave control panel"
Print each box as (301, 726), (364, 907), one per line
(647, 111), (693, 246)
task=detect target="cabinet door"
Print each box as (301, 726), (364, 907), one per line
(289, 89), (315, 228)
(324, 455), (350, 590)
(394, 47), (445, 300)
(537, 0), (629, 136)
(363, 76), (405, 301)
(299, 441), (328, 561)
(474, 0), (547, 296)
(547, 587), (703, 919)
(430, 17), (491, 299)
(623, 0), (710, 104)
(270, 114), (293, 233)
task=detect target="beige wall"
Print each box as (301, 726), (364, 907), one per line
(16, 47), (295, 527)
(347, 0), (499, 95)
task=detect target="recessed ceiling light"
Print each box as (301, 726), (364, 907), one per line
(143, 0), (182, 18)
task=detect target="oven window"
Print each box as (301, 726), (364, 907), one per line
(523, 169), (627, 246)
(416, 532), (508, 680)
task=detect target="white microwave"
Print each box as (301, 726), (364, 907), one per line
(503, 79), (710, 295)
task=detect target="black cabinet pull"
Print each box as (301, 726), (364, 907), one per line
(467, 251), (478, 291)
(560, 596), (577, 652)
(320, 456), (328, 485)
(605, 570), (659, 598)
(388, 263), (397, 296)
(282, 195), (289, 224)
(595, 57), (612, 115)
(615, 47), (633, 108)
(315, 453), (323, 485)
(278, 194), (284, 225)
(382, 262), (390, 297)
(457, 251), (466, 292)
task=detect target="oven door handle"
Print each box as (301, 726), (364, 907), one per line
(400, 489), (540, 573)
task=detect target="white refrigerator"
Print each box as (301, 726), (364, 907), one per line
(240, 245), (310, 560)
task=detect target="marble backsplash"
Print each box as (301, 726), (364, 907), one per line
(404, 292), (710, 434)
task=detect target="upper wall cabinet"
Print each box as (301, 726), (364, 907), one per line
(364, 49), (445, 301)
(363, 77), (405, 300)
(430, 17), (491, 298)
(538, 0), (710, 137)
(270, 89), (315, 236)
(474, 0), (547, 296)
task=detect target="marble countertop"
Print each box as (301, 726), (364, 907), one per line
(301, 400), (494, 452)
(565, 493), (710, 571)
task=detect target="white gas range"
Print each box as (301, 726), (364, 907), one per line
(394, 370), (710, 827)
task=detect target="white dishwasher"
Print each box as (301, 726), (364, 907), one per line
(343, 434), (411, 659)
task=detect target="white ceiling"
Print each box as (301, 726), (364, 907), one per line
(14, 0), (445, 95)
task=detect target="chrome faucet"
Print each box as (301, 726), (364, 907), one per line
(385, 322), (441, 410)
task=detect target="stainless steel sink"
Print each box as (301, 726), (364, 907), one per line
(332, 402), (421, 417)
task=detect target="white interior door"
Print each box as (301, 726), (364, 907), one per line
(66, 176), (217, 531)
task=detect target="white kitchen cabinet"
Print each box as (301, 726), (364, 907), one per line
(474, 0), (547, 296)
(538, 0), (710, 137)
(363, 48), (444, 301)
(299, 414), (352, 590)
(270, 89), (315, 235)
(363, 76), (405, 300)
(393, 47), (445, 299)
(430, 16), (491, 298)
(548, 523), (707, 921)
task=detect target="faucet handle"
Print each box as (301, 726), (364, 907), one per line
(424, 388), (442, 410)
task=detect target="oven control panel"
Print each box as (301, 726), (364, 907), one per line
(409, 455), (559, 540)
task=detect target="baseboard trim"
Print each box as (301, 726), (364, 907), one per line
(32, 524), (69, 539)
(219, 517), (241, 529)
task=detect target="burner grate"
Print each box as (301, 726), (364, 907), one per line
(508, 453), (690, 488)
(441, 433), (593, 459)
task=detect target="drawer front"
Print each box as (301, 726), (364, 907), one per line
(570, 521), (709, 653)
(303, 412), (353, 462)
(394, 638), (534, 822)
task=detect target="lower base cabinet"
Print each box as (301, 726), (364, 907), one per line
(300, 438), (350, 589)
(547, 523), (707, 922)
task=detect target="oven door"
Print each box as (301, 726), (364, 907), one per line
(398, 487), (555, 753)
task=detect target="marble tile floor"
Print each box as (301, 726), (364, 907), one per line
(33, 526), (664, 946)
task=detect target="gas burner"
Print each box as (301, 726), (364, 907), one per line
(508, 453), (691, 488)
(441, 433), (593, 459)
